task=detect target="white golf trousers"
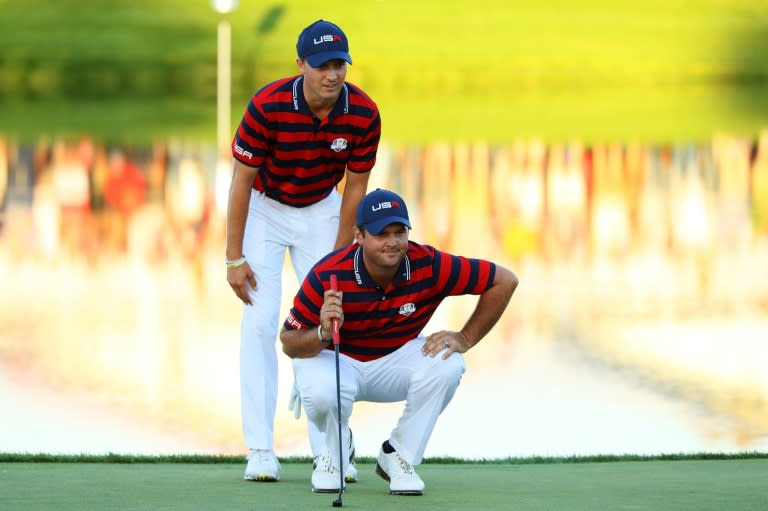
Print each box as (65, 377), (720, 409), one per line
(292, 336), (466, 470)
(240, 190), (341, 452)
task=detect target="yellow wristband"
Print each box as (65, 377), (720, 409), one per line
(226, 256), (247, 268)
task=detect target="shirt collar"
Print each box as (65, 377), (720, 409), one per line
(352, 245), (412, 289)
(292, 76), (349, 118)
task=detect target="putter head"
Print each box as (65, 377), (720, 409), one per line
(332, 498), (343, 507)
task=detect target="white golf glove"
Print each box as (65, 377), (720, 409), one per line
(288, 380), (302, 419)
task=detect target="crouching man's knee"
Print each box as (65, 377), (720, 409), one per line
(299, 385), (338, 423)
(414, 353), (466, 391)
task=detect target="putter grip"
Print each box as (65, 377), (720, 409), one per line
(330, 275), (340, 345)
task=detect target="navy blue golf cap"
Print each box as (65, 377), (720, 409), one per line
(296, 20), (352, 67)
(356, 189), (411, 235)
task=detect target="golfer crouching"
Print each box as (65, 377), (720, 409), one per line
(280, 188), (518, 495)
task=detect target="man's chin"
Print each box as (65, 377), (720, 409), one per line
(382, 253), (403, 265)
(322, 91), (340, 101)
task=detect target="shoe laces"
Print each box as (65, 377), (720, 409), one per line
(315, 453), (337, 473)
(394, 452), (414, 475)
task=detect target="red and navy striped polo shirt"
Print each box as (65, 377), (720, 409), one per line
(283, 241), (497, 362)
(231, 75), (381, 207)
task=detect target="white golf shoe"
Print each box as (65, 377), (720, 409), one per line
(311, 453), (345, 493)
(345, 461), (359, 484)
(375, 445), (425, 495)
(243, 449), (280, 481)
(312, 430), (359, 484)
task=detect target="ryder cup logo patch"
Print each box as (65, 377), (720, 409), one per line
(330, 138), (348, 152)
(398, 303), (416, 317)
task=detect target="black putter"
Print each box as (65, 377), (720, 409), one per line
(330, 275), (344, 507)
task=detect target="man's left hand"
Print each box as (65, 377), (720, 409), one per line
(422, 330), (472, 359)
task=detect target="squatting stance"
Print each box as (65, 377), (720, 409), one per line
(280, 188), (518, 494)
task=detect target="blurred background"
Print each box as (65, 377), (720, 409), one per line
(1, 0), (767, 459)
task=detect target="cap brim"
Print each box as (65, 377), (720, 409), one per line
(305, 51), (352, 67)
(364, 217), (411, 236)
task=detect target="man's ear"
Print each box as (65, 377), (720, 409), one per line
(353, 226), (364, 244)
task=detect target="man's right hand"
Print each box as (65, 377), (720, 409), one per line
(225, 161), (259, 305)
(227, 262), (257, 305)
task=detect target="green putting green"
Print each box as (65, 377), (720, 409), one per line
(2, 458), (766, 511)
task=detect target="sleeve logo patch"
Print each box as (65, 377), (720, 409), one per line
(285, 313), (302, 329)
(234, 144), (254, 159)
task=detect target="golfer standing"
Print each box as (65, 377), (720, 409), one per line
(226, 19), (381, 482)
(280, 188), (518, 494)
